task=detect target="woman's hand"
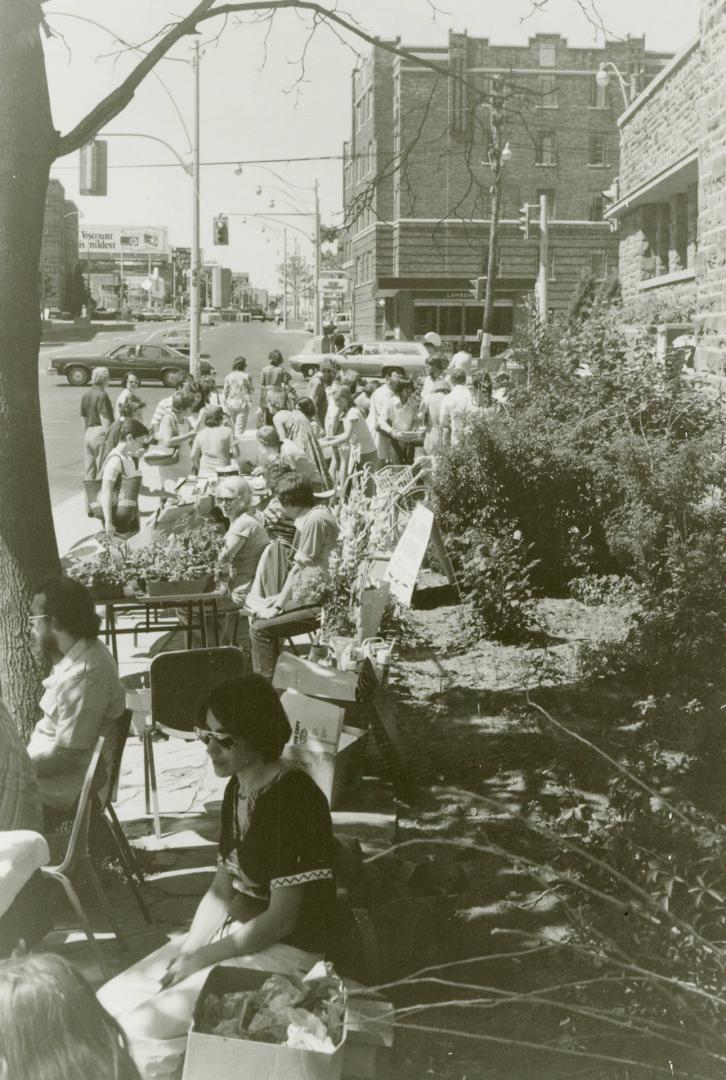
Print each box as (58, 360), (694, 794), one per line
(158, 949), (206, 990)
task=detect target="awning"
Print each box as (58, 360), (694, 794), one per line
(604, 149), (698, 220)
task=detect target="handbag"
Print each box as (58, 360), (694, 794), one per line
(143, 444), (179, 466)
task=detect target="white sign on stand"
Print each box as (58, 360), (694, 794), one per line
(384, 504), (434, 606)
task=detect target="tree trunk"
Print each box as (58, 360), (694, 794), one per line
(0, 1), (61, 736)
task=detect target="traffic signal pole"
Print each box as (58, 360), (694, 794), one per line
(480, 76), (505, 367)
(313, 179), (322, 336)
(190, 38), (201, 379)
(537, 192), (549, 324)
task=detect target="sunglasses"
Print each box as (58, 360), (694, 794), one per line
(194, 726), (235, 750)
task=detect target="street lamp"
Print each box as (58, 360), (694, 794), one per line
(595, 61), (638, 108)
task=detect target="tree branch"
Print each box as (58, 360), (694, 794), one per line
(54, 0), (500, 159)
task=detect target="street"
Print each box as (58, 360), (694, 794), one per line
(39, 321), (310, 505)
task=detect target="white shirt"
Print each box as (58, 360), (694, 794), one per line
(367, 383), (395, 457)
(450, 350), (474, 376)
(440, 384), (478, 446)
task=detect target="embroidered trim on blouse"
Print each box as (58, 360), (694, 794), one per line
(270, 868), (334, 889)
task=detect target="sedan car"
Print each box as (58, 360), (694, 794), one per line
(49, 342), (215, 386)
(289, 340), (429, 379)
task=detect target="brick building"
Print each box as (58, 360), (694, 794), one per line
(342, 32), (670, 348)
(39, 179), (80, 312)
(606, 0), (726, 384)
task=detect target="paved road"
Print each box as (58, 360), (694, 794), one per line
(39, 321), (310, 506)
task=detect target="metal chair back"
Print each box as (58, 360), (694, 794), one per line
(150, 646), (249, 739)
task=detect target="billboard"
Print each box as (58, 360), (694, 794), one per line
(80, 225), (169, 256)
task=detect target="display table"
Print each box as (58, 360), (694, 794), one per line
(101, 589), (225, 661)
(0, 831), (50, 919)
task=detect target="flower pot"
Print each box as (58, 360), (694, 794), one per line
(145, 576), (212, 597)
(89, 582), (125, 602)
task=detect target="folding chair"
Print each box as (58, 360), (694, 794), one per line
(145, 647), (249, 837)
(92, 709), (153, 925)
(41, 737), (121, 975)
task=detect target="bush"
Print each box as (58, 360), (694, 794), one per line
(452, 526), (540, 643)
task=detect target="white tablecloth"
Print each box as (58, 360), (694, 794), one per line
(0, 831), (50, 918)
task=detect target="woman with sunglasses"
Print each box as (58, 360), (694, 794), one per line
(98, 675), (335, 1078)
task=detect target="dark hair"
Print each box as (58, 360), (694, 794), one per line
(449, 368), (467, 384)
(233, 356), (247, 372)
(0, 952), (141, 1080)
(172, 389), (196, 411)
(198, 374), (217, 403)
(340, 370), (359, 391)
(121, 372), (140, 388)
(203, 676), (292, 761)
(117, 398), (142, 419)
(119, 418), (148, 441)
(263, 461), (296, 493)
(163, 370), (184, 390)
(296, 396), (316, 421)
(35, 576), (101, 639)
(319, 358), (340, 380)
(276, 475), (315, 510)
(427, 355), (448, 378)
(268, 349), (283, 366)
(203, 405), (225, 427)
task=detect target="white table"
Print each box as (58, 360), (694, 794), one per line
(0, 831), (50, 918)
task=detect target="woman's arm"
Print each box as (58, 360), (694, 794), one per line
(323, 415), (353, 448)
(190, 433), (202, 474)
(159, 414), (194, 448)
(160, 866), (235, 986)
(218, 528), (246, 570)
(163, 884), (305, 985)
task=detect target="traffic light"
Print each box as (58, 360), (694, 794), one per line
(517, 203), (530, 240)
(79, 140), (108, 196)
(213, 214), (229, 245)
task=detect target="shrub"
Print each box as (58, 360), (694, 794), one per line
(452, 525), (540, 643)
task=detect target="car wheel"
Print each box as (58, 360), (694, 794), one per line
(301, 364), (318, 379)
(161, 368), (182, 388)
(66, 365), (90, 386)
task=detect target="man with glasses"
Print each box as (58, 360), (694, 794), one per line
(215, 477), (269, 645)
(26, 576), (125, 825)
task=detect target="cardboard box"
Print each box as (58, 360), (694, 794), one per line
(281, 690), (346, 752)
(273, 652), (360, 703)
(182, 966), (346, 1080)
(283, 726), (367, 809)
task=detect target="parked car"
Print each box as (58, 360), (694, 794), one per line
(91, 307), (119, 320)
(332, 312), (351, 334)
(288, 339), (429, 379)
(246, 307), (266, 322)
(161, 326), (192, 354)
(49, 342), (215, 386)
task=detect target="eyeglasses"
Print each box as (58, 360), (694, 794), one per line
(194, 726), (235, 750)
(215, 495), (236, 505)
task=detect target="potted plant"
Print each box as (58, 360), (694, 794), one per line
(65, 540), (140, 600)
(131, 519), (224, 596)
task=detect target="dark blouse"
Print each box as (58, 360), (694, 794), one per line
(217, 766), (336, 956)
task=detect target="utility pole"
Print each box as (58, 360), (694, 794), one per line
(283, 228), (288, 331)
(313, 179), (322, 336)
(537, 192), (549, 324)
(480, 76), (506, 368)
(189, 37), (201, 378)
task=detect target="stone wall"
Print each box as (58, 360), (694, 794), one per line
(617, 42), (700, 196)
(695, 0), (726, 380)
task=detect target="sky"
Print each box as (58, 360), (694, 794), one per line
(44, 0), (699, 292)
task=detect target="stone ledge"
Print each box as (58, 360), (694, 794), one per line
(637, 267), (696, 291)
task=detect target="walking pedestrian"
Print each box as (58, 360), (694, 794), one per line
(80, 367), (114, 479)
(223, 356), (254, 438)
(259, 349), (294, 425)
(114, 373), (144, 421)
(191, 406), (239, 478)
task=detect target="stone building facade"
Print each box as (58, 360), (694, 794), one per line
(39, 179), (79, 312)
(606, 0), (726, 383)
(342, 32), (670, 347)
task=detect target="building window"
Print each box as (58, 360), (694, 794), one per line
(590, 251), (608, 280)
(673, 192), (689, 270)
(537, 188), (556, 218)
(589, 193), (604, 221)
(588, 134), (608, 166)
(535, 130), (557, 165)
(641, 203), (670, 280)
(590, 76), (608, 109)
(539, 43), (556, 67)
(538, 73), (557, 108)
(367, 140), (374, 176)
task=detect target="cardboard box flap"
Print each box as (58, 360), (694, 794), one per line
(273, 653), (359, 702)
